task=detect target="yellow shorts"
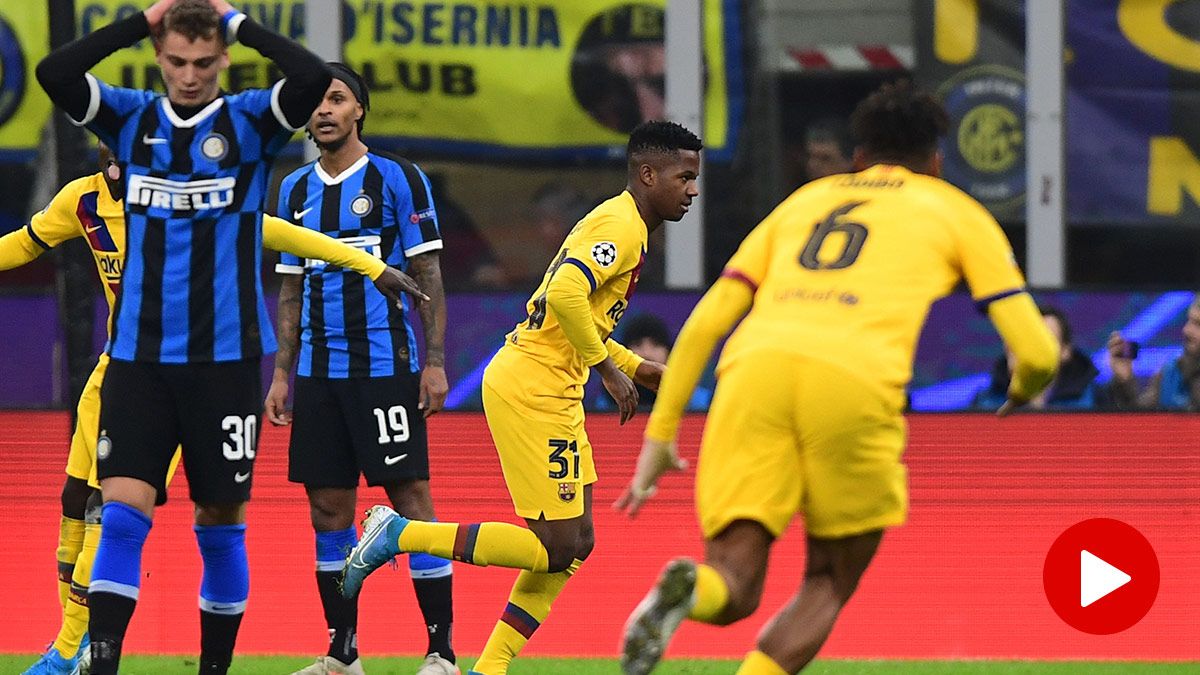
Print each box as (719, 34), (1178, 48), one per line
(697, 350), (908, 540)
(66, 353), (181, 491)
(481, 356), (597, 521)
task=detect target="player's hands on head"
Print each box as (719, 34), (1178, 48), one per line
(598, 358), (638, 424)
(419, 366), (448, 418)
(1107, 331), (1135, 382)
(374, 267), (429, 309)
(633, 360), (665, 391)
(614, 436), (688, 517)
(264, 373), (292, 426)
(144, 0), (178, 28)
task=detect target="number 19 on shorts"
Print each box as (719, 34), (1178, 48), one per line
(374, 405), (411, 445)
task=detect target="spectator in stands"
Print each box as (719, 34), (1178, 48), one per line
(974, 306), (1102, 410)
(596, 314), (713, 412)
(1108, 293), (1200, 410)
(802, 117), (855, 182)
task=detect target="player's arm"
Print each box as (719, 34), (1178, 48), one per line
(984, 293), (1059, 415)
(35, 9), (152, 122)
(545, 262), (639, 423)
(0, 229), (49, 270)
(955, 196), (1059, 414)
(212, 0), (330, 129)
(614, 276), (753, 517)
(265, 273), (302, 426)
(261, 215), (385, 279)
(605, 338), (660, 390)
(408, 252), (448, 417)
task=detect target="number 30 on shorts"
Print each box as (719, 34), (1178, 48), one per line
(548, 439), (580, 479)
(222, 415), (257, 460)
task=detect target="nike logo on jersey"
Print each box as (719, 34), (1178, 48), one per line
(293, 207), (313, 220)
(234, 471), (250, 483)
(383, 454), (408, 466)
(84, 224), (104, 233)
(142, 134), (168, 145)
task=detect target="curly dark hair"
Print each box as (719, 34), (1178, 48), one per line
(626, 120), (702, 168)
(850, 81), (948, 166)
(158, 0), (221, 43)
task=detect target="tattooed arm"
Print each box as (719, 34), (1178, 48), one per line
(409, 252), (448, 417)
(265, 274), (304, 425)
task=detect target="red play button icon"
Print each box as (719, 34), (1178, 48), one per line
(1043, 518), (1159, 634)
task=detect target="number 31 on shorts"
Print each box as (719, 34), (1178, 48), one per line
(548, 439), (580, 479)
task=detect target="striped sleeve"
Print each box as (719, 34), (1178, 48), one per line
(393, 160), (443, 258)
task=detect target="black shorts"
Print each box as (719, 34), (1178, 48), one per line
(96, 358), (262, 505)
(288, 372), (430, 488)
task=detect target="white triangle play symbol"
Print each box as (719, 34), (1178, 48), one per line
(1080, 549), (1132, 607)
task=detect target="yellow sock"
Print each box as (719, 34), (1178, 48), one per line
(689, 563), (730, 623)
(52, 522), (98, 659)
(398, 521), (550, 572)
(736, 650), (788, 675)
(472, 558), (582, 675)
(55, 517), (86, 609)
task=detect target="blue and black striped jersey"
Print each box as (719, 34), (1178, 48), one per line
(276, 151), (442, 378)
(76, 75), (301, 363)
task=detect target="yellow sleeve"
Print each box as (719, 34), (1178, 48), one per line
(606, 338), (645, 377)
(986, 292), (1059, 402)
(0, 228), (48, 270)
(28, 183), (86, 249)
(545, 263), (608, 366)
(261, 215), (386, 280)
(953, 193), (1026, 301)
(645, 277), (754, 442)
(560, 215), (643, 292)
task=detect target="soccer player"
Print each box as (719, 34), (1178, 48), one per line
(265, 65), (457, 675)
(338, 121), (700, 674)
(4, 145), (417, 675)
(34, 1), (419, 672)
(616, 82), (1060, 675)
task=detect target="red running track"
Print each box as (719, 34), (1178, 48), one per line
(0, 411), (1197, 660)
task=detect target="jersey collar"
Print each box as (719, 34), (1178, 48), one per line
(160, 97), (225, 129)
(315, 154), (370, 186)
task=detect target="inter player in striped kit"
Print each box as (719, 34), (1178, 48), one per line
(340, 121), (701, 675)
(35, 1), (420, 672)
(616, 83), (1059, 674)
(265, 65), (457, 675)
(4, 144), (416, 675)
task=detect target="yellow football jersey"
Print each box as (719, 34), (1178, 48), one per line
(501, 190), (649, 399)
(720, 164), (1025, 394)
(28, 173), (126, 330)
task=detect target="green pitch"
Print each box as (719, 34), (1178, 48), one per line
(1, 655), (1196, 674)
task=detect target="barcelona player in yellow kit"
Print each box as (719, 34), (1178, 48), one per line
(341, 121), (702, 675)
(616, 83), (1061, 674)
(0, 144), (420, 675)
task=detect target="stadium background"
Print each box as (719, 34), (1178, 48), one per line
(1, 0), (1199, 667)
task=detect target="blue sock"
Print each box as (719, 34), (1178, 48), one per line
(195, 524), (249, 614)
(90, 502), (151, 600)
(316, 526), (358, 572)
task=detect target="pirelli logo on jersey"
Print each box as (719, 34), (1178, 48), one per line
(126, 174), (236, 211)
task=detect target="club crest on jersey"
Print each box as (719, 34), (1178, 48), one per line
(201, 132), (228, 160)
(558, 482), (577, 503)
(350, 194), (374, 217)
(96, 433), (112, 460)
(591, 241), (618, 267)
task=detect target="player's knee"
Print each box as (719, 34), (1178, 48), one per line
(194, 502), (245, 526)
(61, 477), (93, 518)
(721, 588), (762, 624)
(386, 480), (434, 520)
(545, 546), (577, 573)
(574, 529), (595, 562)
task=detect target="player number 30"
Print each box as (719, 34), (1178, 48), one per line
(374, 405), (411, 444)
(221, 415), (258, 461)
